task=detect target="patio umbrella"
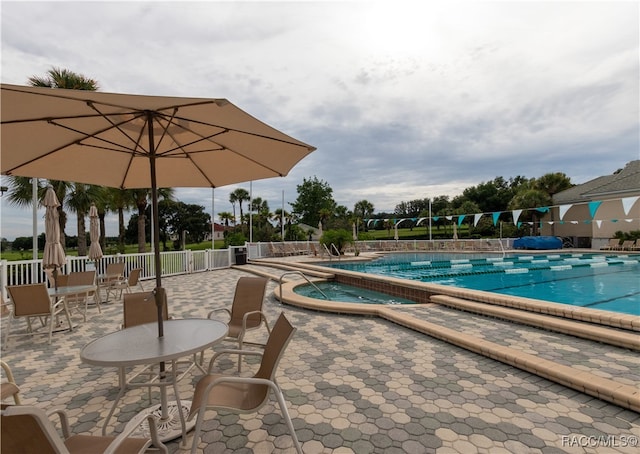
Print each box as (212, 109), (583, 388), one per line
(1, 83), (315, 338)
(43, 186), (66, 290)
(88, 203), (103, 263)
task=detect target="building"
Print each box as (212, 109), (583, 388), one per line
(541, 160), (640, 249)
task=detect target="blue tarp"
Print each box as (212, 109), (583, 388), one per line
(513, 236), (563, 250)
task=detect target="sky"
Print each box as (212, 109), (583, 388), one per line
(1, 0), (638, 241)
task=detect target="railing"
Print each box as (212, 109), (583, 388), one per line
(1, 248), (233, 302)
(248, 239), (514, 259)
(279, 271), (329, 301)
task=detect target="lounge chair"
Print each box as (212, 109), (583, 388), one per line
(187, 312), (301, 454)
(208, 276), (270, 372)
(1, 361), (21, 405)
(600, 238), (620, 251)
(4, 283), (74, 349)
(619, 240), (635, 251)
(631, 239), (640, 251)
(1, 404), (168, 453)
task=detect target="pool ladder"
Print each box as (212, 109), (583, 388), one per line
(279, 271), (330, 300)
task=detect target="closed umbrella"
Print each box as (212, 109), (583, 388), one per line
(318, 220), (323, 238)
(88, 203), (103, 263)
(43, 186), (66, 290)
(453, 222), (458, 240)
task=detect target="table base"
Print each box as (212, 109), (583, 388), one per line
(124, 400), (195, 442)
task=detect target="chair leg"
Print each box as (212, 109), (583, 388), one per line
(2, 315), (12, 350)
(272, 384), (303, 454)
(190, 404), (209, 454)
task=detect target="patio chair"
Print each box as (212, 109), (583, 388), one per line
(1, 403), (168, 454)
(109, 268), (144, 300)
(122, 291), (200, 398)
(45, 269), (69, 289)
(100, 262), (126, 302)
(4, 283), (73, 349)
(188, 312), (301, 454)
(208, 276), (270, 372)
(65, 270), (99, 321)
(1, 361), (21, 405)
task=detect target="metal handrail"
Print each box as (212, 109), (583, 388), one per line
(279, 271), (329, 300)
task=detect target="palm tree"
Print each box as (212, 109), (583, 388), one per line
(131, 188), (175, 252)
(231, 188), (250, 230)
(218, 212), (234, 228)
(354, 200), (374, 231)
(318, 207), (332, 230)
(28, 67), (99, 90)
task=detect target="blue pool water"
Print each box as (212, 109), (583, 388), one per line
(319, 253), (640, 315)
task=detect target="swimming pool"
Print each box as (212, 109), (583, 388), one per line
(320, 253), (640, 316)
(294, 281), (417, 305)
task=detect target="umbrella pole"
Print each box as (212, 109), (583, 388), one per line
(147, 113), (175, 424)
(147, 112), (164, 340)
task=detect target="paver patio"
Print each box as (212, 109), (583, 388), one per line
(2, 266), (639, 453)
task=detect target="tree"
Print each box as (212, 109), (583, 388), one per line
(28, 67), (99, 91)
(131, 188), (174, 252)
(230, 188), (250, 231)
(157, 200), (211, 249)
(354, 199), (374, 232)
(290, 176), (336, 227)
(509, 180), (552, 236)
(103, 188), (133, 253)
(534, 172), (573, 197)
(218, 212), (234, 227)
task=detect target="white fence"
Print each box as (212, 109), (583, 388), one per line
(1, 239), (512, 301)
(0, 247), (239, 302)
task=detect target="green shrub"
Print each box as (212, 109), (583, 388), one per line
(224, 232), (247, 247)
(320, 229), (353, 255)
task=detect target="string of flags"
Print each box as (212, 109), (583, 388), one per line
(365, 196), (640, 229)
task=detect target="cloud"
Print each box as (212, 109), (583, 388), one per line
(1, 0), (638, 241)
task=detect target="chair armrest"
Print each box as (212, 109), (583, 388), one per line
(207, 348), (263, 373)
(103, 413), (168, 454)
(241, 310), (267, 329)
(207, 308), (231, 320)
(47, 407), (72, 439)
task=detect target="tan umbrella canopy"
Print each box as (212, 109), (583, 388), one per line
(453, 221), (458, 240)
(43, 186), (66, 289)
(88, 203), (103, 262)
(1, 83), (315, 337)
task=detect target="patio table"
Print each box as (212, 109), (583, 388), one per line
(80, 318), (227, 442)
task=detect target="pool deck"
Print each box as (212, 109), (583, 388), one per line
(2, 260), (639, 453)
